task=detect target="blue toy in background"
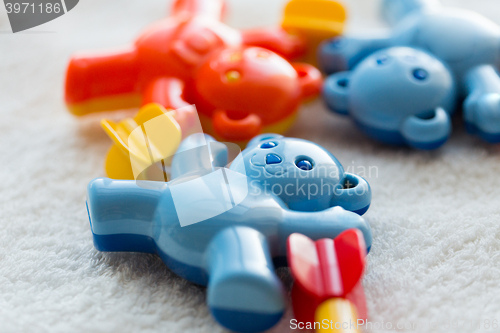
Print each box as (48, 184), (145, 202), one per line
(323, 47), (456, 149)
(86, 133), (372, 333)
(320, 0), (500, 146)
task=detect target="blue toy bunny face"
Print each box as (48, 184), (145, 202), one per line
(230, 134), (347, 210)
(322, 46), (456, 149)
(237, 136), (343, 181)
(247, 138), (343, 178)
(349, 47), (454, 121)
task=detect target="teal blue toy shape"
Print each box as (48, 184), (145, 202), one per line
(86, 133), (372, 333)
(320, 0), (500, 146)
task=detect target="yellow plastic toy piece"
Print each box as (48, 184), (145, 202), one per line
(282, 0), (346, 65)
(314, 298), (361, 332)
(101, 103), (182, 180)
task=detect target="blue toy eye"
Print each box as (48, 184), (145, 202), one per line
(376, 55), (388, 65)
(295, 159), (313, 171)
(260, 141), (277, 149)
(337, 78), (348, 87)
(413, 69), (428, 80)
(266, 154), (282, 164)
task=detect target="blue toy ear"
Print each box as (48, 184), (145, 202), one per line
(400, 107), (451, 150)
(323, 72), (352, 115)
(331, 173), (371, 216)
(318, 37), (350, 74)
(247, 134), (284, 148)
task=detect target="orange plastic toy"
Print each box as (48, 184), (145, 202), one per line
(65, 0), (345, 143)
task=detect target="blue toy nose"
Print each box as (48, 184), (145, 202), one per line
(266, 154), (282, 164)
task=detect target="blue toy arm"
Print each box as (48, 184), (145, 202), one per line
(279, 206), (372, 254)
(318, 36), (393, 74)
(322, 72), (352, 115)
(86, 178), (166, 253)
(463, 65), (500, 143)
(205, 226), (285, 333)
(400, 107), (451, 150)
(331, 173), (371, 215)
(382, 0), (440, 25)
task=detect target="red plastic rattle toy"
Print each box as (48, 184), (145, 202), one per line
(65, 0), (346, 143)
(288, 229), (368, 332)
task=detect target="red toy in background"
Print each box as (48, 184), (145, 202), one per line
(65, 0), (346, 143)
(288, 229), (368, 332)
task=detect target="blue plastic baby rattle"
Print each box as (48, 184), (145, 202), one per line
(320, 0), (500, 147)
(86, 133), (372, 333)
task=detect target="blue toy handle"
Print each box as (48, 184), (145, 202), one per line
(206, 226), (285, 333)
(400, 107), (451, 150)
(322, 72), (351, 115)
(86, 178), (165, 253)
(331, 173), (371, 215)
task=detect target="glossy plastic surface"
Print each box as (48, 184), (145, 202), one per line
(86, 133), (372, 333)
(320, 0), (500, 146)
(287, 229), (367, 329)
(64, 0), (345, 143)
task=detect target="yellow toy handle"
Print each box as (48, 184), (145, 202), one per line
(314, 298), (361, 333)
